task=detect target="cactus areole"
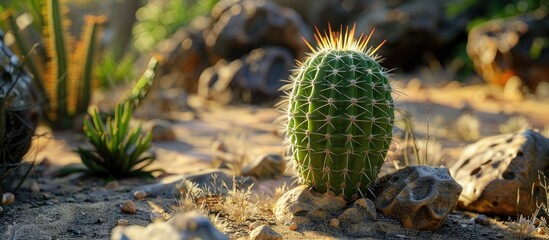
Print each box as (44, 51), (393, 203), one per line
(282, 25), (394, 200)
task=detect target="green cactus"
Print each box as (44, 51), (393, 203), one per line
(281, 25), (394, 200)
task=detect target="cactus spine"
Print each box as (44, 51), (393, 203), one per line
(281, 25), (394, 200)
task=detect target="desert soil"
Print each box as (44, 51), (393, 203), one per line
(2, 80), (549, 240)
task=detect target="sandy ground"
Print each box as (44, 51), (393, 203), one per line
(2, 81), (549, 239)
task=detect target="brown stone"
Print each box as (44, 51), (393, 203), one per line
(467, 16), (549, 92)
(450, 129), (549, 216)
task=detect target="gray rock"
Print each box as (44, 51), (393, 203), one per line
(353, 198), (377, 220)
(205, 0), (311, 62)
(242, 153), (285, 179)
(249, 225), (282, 240)
(375, 166), (462, 230)
(198, 47), (294, 104)
(337, 208), (363, 227)
(450, 129), (549, 216)
(111, 212), (228, 240)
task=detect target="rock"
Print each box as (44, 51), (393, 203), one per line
(30, 181), (40, 193)
(205, 0), (311, 62)
(272, 0), (368, 28)
(305, 208), (328, 222)
(249, 225), (282, 240)
(116, 219), (129, 226)
(169, 212), (228, 240)
(467, 16), (549, 92)
(353, 198), (377, 220)
(154, 19), (211, 93)
(121, 200), (137, 214)
(289, 222), (298, 231)
(2, 192), (15, 205)
(133, 190), (147, 200)
(352, 0), (471, 71)
(375, 166), (462, 230)
(329, 218), (340, 228)
(450, 129), (549, 216)
(337, 208), (363, 227)
(274, 185), (347, 223)
(242, 153), (285, 179)
(104, 181), (119, 189)
(0, 205), (3, 214)
(146, 119), (176, 142)
(112, 212), (228, 240)
(198, 47), (294, 104)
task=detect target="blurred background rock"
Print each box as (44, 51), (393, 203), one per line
(1, 0), (548, 106)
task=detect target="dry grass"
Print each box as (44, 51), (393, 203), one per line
(254, 183), (290, 218)
(454, 113), (481, 141)
(499, 116), (531, 134)
(507, 207), (546, 239)
(222, 177), (257, 223)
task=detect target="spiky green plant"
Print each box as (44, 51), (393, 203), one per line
(2, 0), (105, 129)
(280, 25), (394, 199)
(76, 101), (155, 178)
(74, 57), (158, 178)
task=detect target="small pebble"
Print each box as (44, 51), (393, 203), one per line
(121, 200), (136, 214)
(329, 218), (340, 228)
(105, 181), (120, 189)
(116, 219), (129, 226)
(0, 206), (3, 214)
(133, 190), (147, 200)
(538, 227), (546, 235)
(97, 217), (104, 224)
(2, 193), (15, 205)
(496, 234), (504, 238)
(289, 222), (298, 231)
(30, 181), (40, 193)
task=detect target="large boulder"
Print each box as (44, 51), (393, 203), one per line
(467, 15), (549, 92)
(450, 129), (549, 216)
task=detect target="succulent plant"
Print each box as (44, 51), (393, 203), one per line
(280, 25), (394, 199)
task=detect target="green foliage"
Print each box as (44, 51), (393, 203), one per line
(132, 0), (218, 53)
(76, 102), (155, 178)
(75, 57), (158, 179)
(96, 52), (136, 88)
(282, 27), (395, 199)
(2, 0), (105, 129)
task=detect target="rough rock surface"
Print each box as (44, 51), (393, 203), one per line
(205, 0), (311, 62)
(242, 153), (285, 179)
(467, 15), (549, 91)
(198, 47), (294, 104)
(249, 225), (283, 240)
(274, 185), (347, 224)
(111, 212), (228, 240)
(450, 129), (549, 216)
(375, 166), (462, 230)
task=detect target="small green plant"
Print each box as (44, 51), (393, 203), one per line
(280, 25), (394, 199)
(76, 102), (155, 178)
(499, 116), (531, 134)
(132, 0), (218, 53)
